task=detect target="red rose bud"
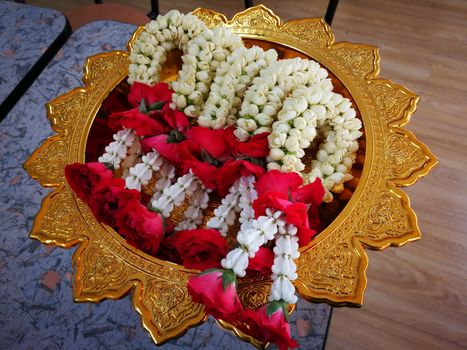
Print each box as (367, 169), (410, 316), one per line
(64, 162), (113, 203)
(172, 229), (228, 271)
(188, 269), (244, 323)
(115, 200), (165, 255)
(240, 302), (298, 350)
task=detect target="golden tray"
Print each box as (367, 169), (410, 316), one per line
(23, 5), (437, 347)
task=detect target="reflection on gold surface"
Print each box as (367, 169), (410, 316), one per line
(23, 5), (437, 347)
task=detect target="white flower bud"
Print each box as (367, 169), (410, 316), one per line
(197, 115), (212, 127)
(248, 104), (259, 116)
(262, 103), (277, 116)
(270, 148), (285, 161)
(272, 121), (290, 133)
(293, 116), (307, 129)
(289, 128), (301, 138)
(322, 163), (334, 176)
(278, 109), (297, 122)
(316, 149), (329, 162)
(268, 131), (287, 147)
(157, 15), (168, 29)
(176, 95), (187, 108)
(267, 162), (282, 171)
(243, 119), (257, 132)
(234, 127), (250, 141)
(256, 113), (272, 126)
(285, 138), (300, 152)
(254, 127), (271, 135)
(302, 127), (317, 140)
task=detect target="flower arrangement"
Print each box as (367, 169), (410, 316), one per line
(64, 10), (362, 349)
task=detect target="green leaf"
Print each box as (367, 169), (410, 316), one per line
(139, 98), (147, 113)
(148, 101), (166, 111)
(167, 129), (186, 143)
(221, 269), (237, 291)
(201, 149), (222, 167)
(148, 206), (160, 213)
(102, 162), (114, 170)
(266, 301), (283, 318)
(266, 300), (289, 321)
(198, 268), (222, 276)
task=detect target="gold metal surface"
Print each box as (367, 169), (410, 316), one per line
(23, 5), (437, 347)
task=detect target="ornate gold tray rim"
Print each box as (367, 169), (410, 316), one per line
(23, 5), (437, 347)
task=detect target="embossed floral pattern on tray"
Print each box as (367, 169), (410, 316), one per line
(24, 5), (437, 347)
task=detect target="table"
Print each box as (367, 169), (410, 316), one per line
(0, 1), (71, 121)
(0, 19), (332, 349)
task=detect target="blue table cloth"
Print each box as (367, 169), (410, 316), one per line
(0, 1), (70, 120)
(0, 19), (331, 349)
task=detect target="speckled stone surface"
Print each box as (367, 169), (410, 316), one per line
(0, 1), (67, 104)
(0, 20), (331, 349)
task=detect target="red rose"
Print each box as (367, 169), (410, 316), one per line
(142, 134), (183, 163)
(177, 141), (220, 189)
(115, 200), (165, 255)
(188, 269), (244, 323)
(292, 178), (324, 229)
(172, 229), (228, 270)
(247, 247), (274, 276)
(253, 171), (324, 246)
(85, 117), (115, 162)
(108, 108), (167, 136)
(157, 235), (182, 264)
(185, 126), (229, 160)
(240, 303), (298, 350)
(128, 82), (172, 108)
(216, 159), (266, 196)
(225, 127), (270, 158)
(160, 103), (189, 130)
(255, 170), (303, 197)
(100, 87), (132, 115)
(64, 162), (113, 203)
(253, 192), (317, 246)
(89, 177), (140, 226)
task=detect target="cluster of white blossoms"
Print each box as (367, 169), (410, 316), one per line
(206, 179), (242, 235)
(270, 224), (299, 304)
(234, 58), (328, 141)
(151, 171), (200, 217)
(175, 184), (211, 231)
(304, 93), (362, 196)
(206, 176), (258, 236)
(125, 151), (163, 191)
(171, 26), (243, 118)
(198, 46), (278, 129)
(267, 80), (333, 173)
(222, 208), (286, 277)
(128, 10), (206, 85)
(98, 129), (139, 169)
(150, 162), (176, 202)
(126, 12), (362, 195)
(237, 176), (258, 224)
